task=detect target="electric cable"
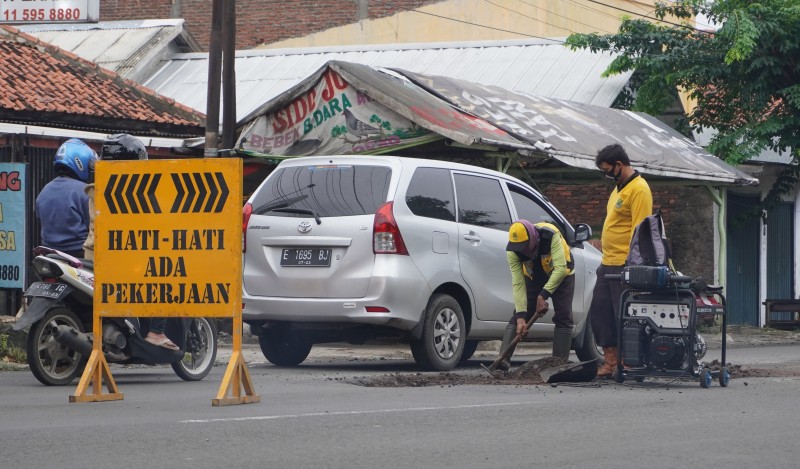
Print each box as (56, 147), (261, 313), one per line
(367, 0), (717, 63)
(484, 0), (614, 34)
(582, 0), (711, 33)
(369, 0), (562, 42)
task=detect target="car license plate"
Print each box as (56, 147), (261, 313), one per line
(280, 248), (332, 267)
(24, 282), (69, 299)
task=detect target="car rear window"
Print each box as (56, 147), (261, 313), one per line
(251, 164), (391, 217)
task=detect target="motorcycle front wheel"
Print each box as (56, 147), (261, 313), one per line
(26, 308), (86, 386)
(171, 317), (217, 381)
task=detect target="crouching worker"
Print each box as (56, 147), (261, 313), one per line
(497, 220), (575, 370)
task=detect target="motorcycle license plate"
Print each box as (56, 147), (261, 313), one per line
(24, 282), (69, 300)
(280, 248), (332, 267)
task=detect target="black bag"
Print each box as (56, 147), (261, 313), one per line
(626, 210), (673, 269)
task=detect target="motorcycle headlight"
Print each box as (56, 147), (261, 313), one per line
(33, 257), (64, 278)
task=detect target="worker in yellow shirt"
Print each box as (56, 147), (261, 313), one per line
(590, 143), (653, 378)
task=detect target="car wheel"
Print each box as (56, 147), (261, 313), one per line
(459, 340), (480, 363)
(258, 327), (312, 367)
(410, 294), (465, 371)
(574, 321), (602, 362)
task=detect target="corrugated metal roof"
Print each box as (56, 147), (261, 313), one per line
(17, 19), (200, 81)
(693, 128), (793, 165)
(235, 61), (757, 186)
(143, 38), (632, 123)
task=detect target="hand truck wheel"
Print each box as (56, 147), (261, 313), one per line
(699, 367), (712, 388)
(718, 366), (731, 387)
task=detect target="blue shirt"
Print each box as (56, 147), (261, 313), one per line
(35, 176), (90, 252)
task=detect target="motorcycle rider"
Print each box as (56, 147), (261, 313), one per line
(35, 139), (98, 259)
(85, 134), (179, 351)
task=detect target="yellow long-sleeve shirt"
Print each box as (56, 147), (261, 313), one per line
(601, 172), (652, 266)
(507, 224), (572, 313)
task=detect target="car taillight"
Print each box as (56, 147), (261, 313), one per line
(242, 202), (253, 253)
(373, 201), (408, 255)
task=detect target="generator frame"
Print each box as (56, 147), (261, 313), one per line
(614, 281), (729, 388)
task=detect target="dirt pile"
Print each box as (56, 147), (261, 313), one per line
(348, 356), (571, 387)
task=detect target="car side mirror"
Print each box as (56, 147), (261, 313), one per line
(574, 223), (592, 243)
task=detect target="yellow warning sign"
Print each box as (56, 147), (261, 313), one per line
(94, 158), (242, 318)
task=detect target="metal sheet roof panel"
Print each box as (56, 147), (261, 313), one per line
(143, 38), (631, 121)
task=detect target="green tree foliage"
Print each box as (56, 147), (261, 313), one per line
(566, 0), (800, 211)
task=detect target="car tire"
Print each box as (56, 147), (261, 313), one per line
(574, 320), (602, 362)
(459, 340), (480, 363)
(410, 294), (465, 371)
(258, 327), (312, 367)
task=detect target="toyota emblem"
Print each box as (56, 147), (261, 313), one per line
(297, 221), (313, 233)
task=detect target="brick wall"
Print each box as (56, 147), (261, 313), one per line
(542, 183), (715, 282)
(101, 0), (444, 50)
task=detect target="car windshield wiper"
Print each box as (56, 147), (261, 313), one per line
(272, 207), (321, 225)
(252, 194), (309, 215)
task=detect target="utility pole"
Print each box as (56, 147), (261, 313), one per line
(222, 0), (237, 151)
(204, 0), (224, 157)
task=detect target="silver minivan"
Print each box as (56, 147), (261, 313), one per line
(242, 155), (601, 370)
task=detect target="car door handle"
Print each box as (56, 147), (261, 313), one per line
(463, 234), (481, 242)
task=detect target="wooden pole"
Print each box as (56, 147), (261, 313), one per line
(205, 0), (224, 157)
(222, 0), (237, 151)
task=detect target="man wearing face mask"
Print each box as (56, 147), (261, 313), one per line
(590, 143), (652, 378)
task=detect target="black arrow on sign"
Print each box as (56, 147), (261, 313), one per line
(136, 174), (151, 213)
(169, 172), (228, 213)
(126, 173), (163, 214)
(104, 174), (119, 214)
(203, 172), (219, 213)
(214, 172), (228, 212)
(125, 174), (140, 214)
(180, 173), (197, 213)
(114, 174), (129, 214)
(104, 173), (162, 214)
(147, 173), (162, 213)
(170, 173), (185, 213)
(192, 172), (207, 213)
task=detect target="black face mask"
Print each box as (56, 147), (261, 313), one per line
(604, 163), (622, 182)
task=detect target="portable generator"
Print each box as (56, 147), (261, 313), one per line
(612, 266), (730, 388)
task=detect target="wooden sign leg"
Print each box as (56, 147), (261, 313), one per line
(213, 315), (260, 406)
(71, 316), (123, 403)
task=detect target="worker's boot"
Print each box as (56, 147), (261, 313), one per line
(496, 324), (517, 371)
(596, 346), (618, 379)
(552, 327), (573, 361)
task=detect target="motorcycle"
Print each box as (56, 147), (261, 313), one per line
(14, 246), (218, 386)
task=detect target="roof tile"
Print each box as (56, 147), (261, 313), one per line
(0, 25), (205, 137)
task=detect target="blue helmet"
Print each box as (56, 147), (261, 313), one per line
(54, 138), (98, 182)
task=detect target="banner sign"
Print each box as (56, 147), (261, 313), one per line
(0, 163), (25, 289)
(94, 158), (242, 318)
(237, 69), (433, 156)
(0, 0), (98, 23)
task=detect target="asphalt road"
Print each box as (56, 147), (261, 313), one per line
(1, 344), (798, 469)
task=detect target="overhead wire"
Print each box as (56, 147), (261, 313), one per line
(369, 0), (562, 43)
(366, 0), (717, 62)
(582, 0), (711, 33)
(483, 0), (616, 35)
